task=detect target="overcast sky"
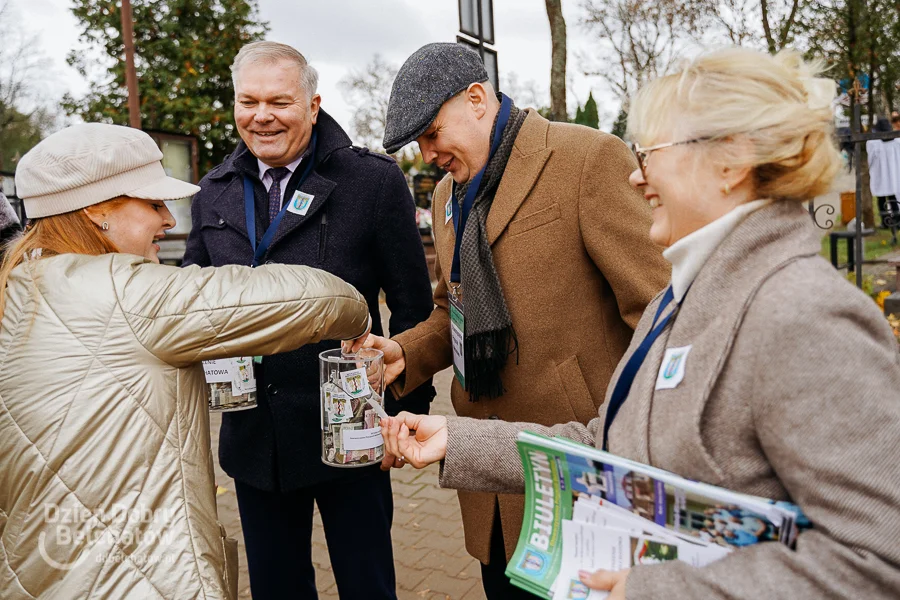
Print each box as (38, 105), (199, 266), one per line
(14, 0), (621, 144)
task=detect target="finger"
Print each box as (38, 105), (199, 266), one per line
(398, 423), (414, 465)
(578, 569), (620, 591)
(395, 411), (428, 434)
(380, 453), (394, 471)
(362, 335), (377, 349)
(384, 366), (401, 386)
(349, 336), (365, 353)
(379, 417), (392, 454)
(383, 417), (402, 459)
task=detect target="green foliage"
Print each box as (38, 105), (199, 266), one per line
(396, 147), (441, 177)
(574, 92), (600, 129)
(802, 0), (900, 115)
(537, 106), (557, 121)
(611, 106), (628, 139)
(62, 0), (268, 175)
(0, 105), (52, 172)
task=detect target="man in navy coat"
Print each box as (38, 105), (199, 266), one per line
(183, 41), (435, 599)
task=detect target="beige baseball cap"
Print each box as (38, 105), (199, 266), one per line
(16, 123), (201, 218)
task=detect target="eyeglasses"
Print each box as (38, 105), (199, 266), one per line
(631, 138), (707, 181)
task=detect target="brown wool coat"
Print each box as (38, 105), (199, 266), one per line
(439, 201), (900, 599)
(392, 109), (670, 563)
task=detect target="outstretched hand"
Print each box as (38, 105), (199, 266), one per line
(380, 412), (448, 469)
(341, 315), (372, 354)
(342, 334), (406, 386)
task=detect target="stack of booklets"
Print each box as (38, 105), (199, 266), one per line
(506, 432), (809, 599)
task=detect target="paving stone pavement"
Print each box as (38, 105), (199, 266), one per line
(211, 365), (487, 600)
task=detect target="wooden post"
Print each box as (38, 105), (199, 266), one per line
(120, 0), (141, 129)
(475, 0), (485, 61)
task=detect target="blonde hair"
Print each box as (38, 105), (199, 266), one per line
(0, 200), (122, 318)
(231, 41), (319, 99)
(627, 47), (841, 202)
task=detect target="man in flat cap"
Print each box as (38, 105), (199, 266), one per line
(364, 43), (669, 598)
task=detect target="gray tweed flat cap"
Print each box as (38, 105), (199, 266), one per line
(383, 43), (489, 154)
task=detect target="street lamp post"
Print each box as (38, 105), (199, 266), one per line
(458, 0), (498, 91)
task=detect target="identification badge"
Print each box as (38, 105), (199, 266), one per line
(445, 200), (453, 224)
(655, 345), (692, 390)
(449, 292), (465, 387)
(287, 190), (315, 216)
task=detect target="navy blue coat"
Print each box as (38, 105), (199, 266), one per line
(183, 110), (435, 490)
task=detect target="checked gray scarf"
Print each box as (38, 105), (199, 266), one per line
(453, 99), (527, 400)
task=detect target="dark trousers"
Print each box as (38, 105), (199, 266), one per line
(235, 468), (396, 600)
(480, 503), (535, 600)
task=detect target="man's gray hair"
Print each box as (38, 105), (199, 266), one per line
(231, 41), (319, 99)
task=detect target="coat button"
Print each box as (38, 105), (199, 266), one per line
(218, 218), (225, 225)
(267, 384), (278, 396)
(488, 415), (499, 420)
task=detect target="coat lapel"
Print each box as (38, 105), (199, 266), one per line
(209, 178), (251, 238)
(600, 290), (670, 465)
(433, 176), (458, 280)
(486, 110), (552, 245)
(270, 171), (336, 249)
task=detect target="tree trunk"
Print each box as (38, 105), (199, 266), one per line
(760, 0), (778, 54)
(545, 0), (567, 122)
(862, 0), (876, 229)
(860, 143), (876, 229)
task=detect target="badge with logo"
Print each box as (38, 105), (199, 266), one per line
(287, 190), (315, 216)
(445, 200), (453, 225)
(655, 345), (692, 390)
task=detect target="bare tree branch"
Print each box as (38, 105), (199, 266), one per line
(761, 0), (778, 53)
(0, 0), (50, 130)
(338, 54), (398, 152)
(580, 0), (700, 103)
(779, 0), (802, 47)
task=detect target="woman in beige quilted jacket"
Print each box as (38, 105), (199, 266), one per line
(0, 124), (371, 599)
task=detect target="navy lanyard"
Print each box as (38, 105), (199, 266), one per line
(449, 94), (513, 284)
(243, 130), (318, 267)
(602, 285), (680, 451)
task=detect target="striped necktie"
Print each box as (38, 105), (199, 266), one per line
(265, 167), (290, 225)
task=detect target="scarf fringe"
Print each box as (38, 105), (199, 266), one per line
(464, 325), (519, 401)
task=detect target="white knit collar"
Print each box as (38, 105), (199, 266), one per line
(663, 199), (772, 303)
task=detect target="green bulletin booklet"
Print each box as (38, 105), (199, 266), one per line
(506, 432), (808, 598)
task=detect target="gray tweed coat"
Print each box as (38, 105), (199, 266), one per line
(440, 201), (900, 599)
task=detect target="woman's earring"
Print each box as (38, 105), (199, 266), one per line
(101, 221), (110, 231)
(722, 183), (731, 196)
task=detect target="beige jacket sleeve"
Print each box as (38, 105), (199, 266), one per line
(579, 134), (670, 329)
(438, 415), (600, 494)
(111, 256), (370, 367)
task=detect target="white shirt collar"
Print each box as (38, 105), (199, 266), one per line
(257, 154), (304, 184)
(663, 199), (772, 303)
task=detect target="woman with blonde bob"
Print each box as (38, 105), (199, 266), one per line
(0, 123), (372, 599)
(379, 48), (900, 598)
